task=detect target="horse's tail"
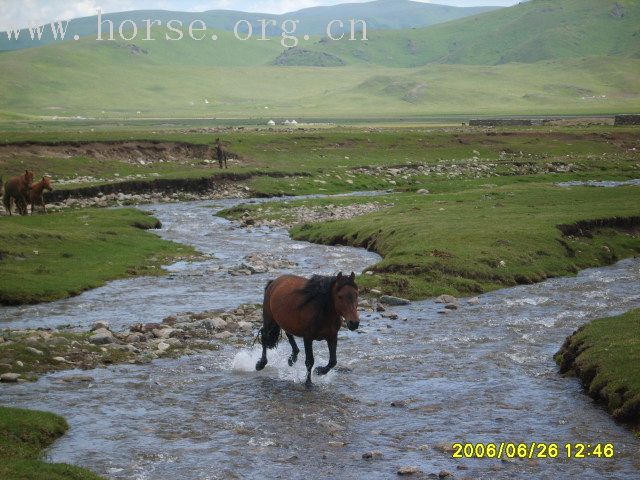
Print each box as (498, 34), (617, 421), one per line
(2, 190), (10, 213)
(261, 280), (281, 349)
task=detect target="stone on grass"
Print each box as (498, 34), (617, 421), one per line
(91, 328), (113, 338)
(1, 373), (21, 382)
(89, 334), (114, 345)
(26, 346), (44, 355)
(379, 295), (411, 306)
(204, 318), (227, 330)
(237, 321), (253, 332)
(435, 294), (458, 304)
(91, 321), (110, 331)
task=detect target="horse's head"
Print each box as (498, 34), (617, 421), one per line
(24, 170), (35, 186)
(333, 271), (359, 331)
(42, 176), (53, 191)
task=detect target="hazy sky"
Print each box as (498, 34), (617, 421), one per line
(0, 0), (521, 30)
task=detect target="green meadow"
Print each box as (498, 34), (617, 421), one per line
(0, 208), (197, 305)
(0, 406), (103, 480)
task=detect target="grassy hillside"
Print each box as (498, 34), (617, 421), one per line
(0, 0), (639, 118)
(312, 0), (640, 66)
(0, 0), (499, 51)
(0, 31), (638, 118)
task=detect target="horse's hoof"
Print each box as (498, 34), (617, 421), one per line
(314, 366), (327, 376)
(255, 360), (267, 371)
(305, 378), (313, 388)
(288, 355), (297, 367)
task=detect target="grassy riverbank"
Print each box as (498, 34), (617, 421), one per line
(555, 309), (640, 433)
(0, 406), (103, 479)
(221, 182), (640, 299)
(0, 208), (198, 305)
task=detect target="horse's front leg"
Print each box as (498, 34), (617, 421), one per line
(314, 335), (337, 376)
(303, 338), (314, 386)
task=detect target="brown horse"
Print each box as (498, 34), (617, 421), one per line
(3, 170), (34, 216)
(256, 272), (360, 385)
(29, 176), (54, 214)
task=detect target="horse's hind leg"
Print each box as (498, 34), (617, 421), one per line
(286, 333), (299, 366)
(303, 338), (314, 386)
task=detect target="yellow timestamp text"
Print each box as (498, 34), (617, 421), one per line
(452, 442), (615, 460)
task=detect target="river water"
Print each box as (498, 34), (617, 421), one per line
(1, 197), (639, 479)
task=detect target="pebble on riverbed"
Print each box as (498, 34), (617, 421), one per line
(228, 254), (298, 276)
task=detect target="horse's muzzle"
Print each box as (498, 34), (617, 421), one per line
(346, 320), (359, 331)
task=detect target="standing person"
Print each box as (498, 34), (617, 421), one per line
(215, 138), (228, 169)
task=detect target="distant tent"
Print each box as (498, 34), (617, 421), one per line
(284, 120), (291, 125)
(291, 119), (298, 125)
(267, 119), (276, 126)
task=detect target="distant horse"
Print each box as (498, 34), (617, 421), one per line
(256, 272), (360, 385)
(3, 170), (34, 216)
(215, 138), (228, 169)
(29, 176), (54, 214)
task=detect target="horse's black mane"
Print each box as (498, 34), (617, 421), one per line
(298, 274), (356, 321)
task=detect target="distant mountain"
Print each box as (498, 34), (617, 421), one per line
(0, 0), (501, 52)
(0, 0), (638, 119)
(309, 0), (640, 66)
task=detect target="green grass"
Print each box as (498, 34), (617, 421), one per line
(0, 406), (103, 479)
(0, 208), (197, 305)
(555, 309), (640, 432)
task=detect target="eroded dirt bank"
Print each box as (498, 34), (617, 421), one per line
(0, 140), (213, 164)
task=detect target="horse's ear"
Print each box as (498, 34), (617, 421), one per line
(337, 272), (343, 281)
(350, 272), (356, 281)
